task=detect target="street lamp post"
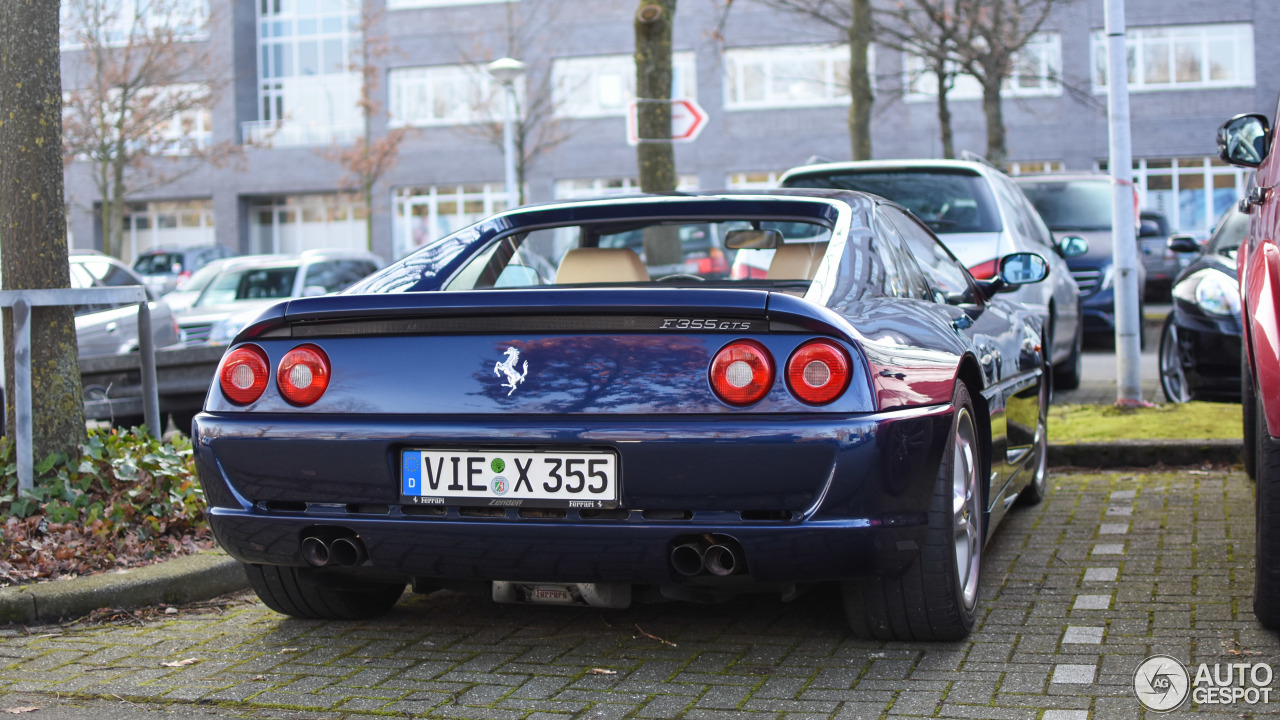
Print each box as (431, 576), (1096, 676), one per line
(486, 57), (525, 208)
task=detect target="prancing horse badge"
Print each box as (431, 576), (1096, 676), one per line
(494, 347), (528, 396)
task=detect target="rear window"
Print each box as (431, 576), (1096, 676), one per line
(1018, 179), (1113, 231)
(197, 266), (298, 306)
(133, 253), (185, 274)
(784, 169), (1001, 234)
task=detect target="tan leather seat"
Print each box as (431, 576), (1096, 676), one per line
(555, 247), (650, 284)
(766, 243), (828, 280)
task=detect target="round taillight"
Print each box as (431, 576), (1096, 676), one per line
(710, 340), (774, 406)
(786, 341), (851, 405)
(277, 344), (331, 406)
(219, 344), (270, 405)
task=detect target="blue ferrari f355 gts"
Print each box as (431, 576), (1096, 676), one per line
(195, 189), (1051, 641)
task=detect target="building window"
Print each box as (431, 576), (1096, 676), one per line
(723, 44), (854, 110)
(393, 184), (513, 259)
(246, 0), (362, 147)
(553, 176), (699, 200)
(726, 171), (782, 189)
(60, 0), (209, 49)
(1007, 160), (1064, 176)
(389, 65), (513, 126)
(250, 194), (368, 254)
(905, 33), (1060, 100)
(121, 200), (215, 265)
(552, 52), (697, 118)
(1100, 156), (1248, 234)
(1092, 23), (1254, 92)
(388, 0), (513, 7)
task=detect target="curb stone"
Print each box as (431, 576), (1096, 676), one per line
(0, 550), (246, 624)
(1049, 438), (1242, 468)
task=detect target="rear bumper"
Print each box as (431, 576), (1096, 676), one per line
(196, 405), (955, 584)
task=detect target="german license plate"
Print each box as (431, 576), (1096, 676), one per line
(400, 449), (619, 509)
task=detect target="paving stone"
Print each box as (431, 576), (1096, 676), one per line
(1050, 664), (1096, 684)
(1061, 626), (1104, 644)
(1071, 595), (1112, 610)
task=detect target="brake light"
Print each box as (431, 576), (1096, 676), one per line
(277, 344), (331, 406)
(709, 340), (774, 406)
(219, 344), (270, 405)
(785, 341), (851, 405)
(968, 259), (998, 280)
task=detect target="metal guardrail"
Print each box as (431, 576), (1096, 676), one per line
(0, 288), (159, 495)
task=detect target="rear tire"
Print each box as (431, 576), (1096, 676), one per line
(1254, 392), (1280, 629)
(843, 382), (983, 640)
(1053, 310), (1083, 391)
(1244, 352), (1257, 480)
(245, 564), (404, 620)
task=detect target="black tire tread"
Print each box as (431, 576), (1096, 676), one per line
(843, 383), (980, 641)
(1255, 395), (1280, 629)
(1244, 353), (1257, 480)
(245, 563), (404, 620)
(1053, 314), (1083, 392)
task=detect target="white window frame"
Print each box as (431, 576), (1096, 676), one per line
(250, 194), (369, 255)
(553, 176), (699, 201)
(726, 171), (782, 189)
(1098, 156), (1250, 234)
(60, 0), (210, 50)
(904, 33), (1061, 101)
(389, 65), (513, 127)
(392, 184), (513, 259)
(1092, 23), (1254, 93)
(122, 199), (216, 264)
(388, 0), (513, 8)
(552, 52), (697, 119)
(723, 44), (855, 111)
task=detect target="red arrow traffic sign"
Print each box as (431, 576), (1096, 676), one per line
(627, 98), (708, 145)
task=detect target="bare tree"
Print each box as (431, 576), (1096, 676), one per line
(323, 3), (410, 250)
(452, 0), (569, 206)
(954, 0), (1065, 167)
(741, 0), (874, 160)
(0, 1), (86, 459)
(61, 0), (237, 259)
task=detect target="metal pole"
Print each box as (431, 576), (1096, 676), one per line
(502, 83), (518, 207)
(13, 300), (31, 495)
(136, 299), (161, 434)
(1104, 0), (1143, 404)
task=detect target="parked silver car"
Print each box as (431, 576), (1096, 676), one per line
(176, 249), (383, 346)
(781, 159), (1087, 389)
(69, 251), (180, 356)
(132, 244), (237, 295)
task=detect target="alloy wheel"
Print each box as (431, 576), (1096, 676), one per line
(951, 407), (982, 610)
(1159, 318), (1191, 403)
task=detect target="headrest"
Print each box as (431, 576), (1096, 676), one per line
(555, 247), (651, 284)
(766, 243), (828, 280)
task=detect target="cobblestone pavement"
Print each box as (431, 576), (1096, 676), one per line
(0, 469), (1277, 720)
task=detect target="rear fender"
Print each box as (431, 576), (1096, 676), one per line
(1251, 242), (1280, 435)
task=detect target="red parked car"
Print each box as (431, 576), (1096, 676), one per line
(1218, 102), (1280, 628)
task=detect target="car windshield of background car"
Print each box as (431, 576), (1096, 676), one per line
(441, 219), (834, 290)
(133, 253), (184, 274)
(176, 261), (227, 293)
(785, 170), (1001, 235)
(1019, 180), (1113, 231)
(197, 267), (298, 306)
(77, 258), (141, 287)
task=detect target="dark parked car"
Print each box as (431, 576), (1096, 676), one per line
(1217, 99), (1280, 628)
(1158, 205), (1247, 403)
(1138, 210), (1190, 300)
(781, 159), (1086, 390)
(196, 190), (1052, 641)
(1015, 174), (1148, 343)
(133, 244), (237, 295)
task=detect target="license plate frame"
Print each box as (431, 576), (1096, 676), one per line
(400, 448), (619, 509)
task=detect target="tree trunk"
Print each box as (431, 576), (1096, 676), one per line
(981, 74), (1007, 168)
(634, 0), (680, 266)
(0, 1), (87, 461)
(846, 0), (873, 161)
(934, 63), (955, 159)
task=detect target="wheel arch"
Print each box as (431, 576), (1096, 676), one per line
(956, 354), (992, 536)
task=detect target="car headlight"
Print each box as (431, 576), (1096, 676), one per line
(1193, 270), (1240, 316)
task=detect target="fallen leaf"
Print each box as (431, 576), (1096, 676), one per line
(590, 668), (617, 675)
(250, 675), (265, 681)
(279, 647), (299, 654)
(160, 658), (199, 668)
(2, 707), (39, 714)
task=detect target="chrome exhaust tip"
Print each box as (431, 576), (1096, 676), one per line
(670, 542), (706, 576)
(300, 536), (332, 567)
(703, 544), (740, 576)
(330, 536), (368, 567)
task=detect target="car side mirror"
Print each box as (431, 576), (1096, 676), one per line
(998, 252), (1048, 286)
(1057, 235), (1088, 258)
(1167, 234), (1201, 253)
(1217, 113), (1271, 168)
